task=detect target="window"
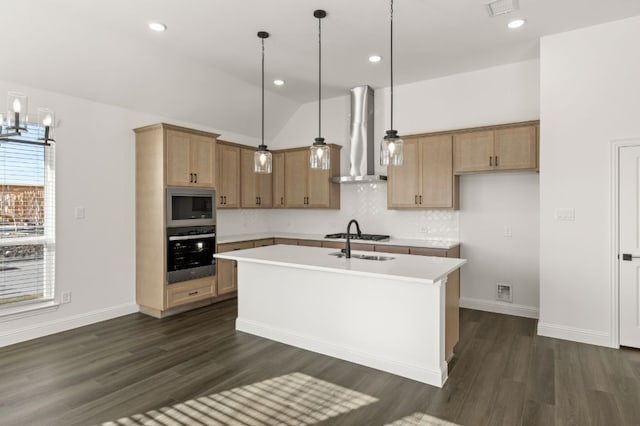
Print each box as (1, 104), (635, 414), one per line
(0, 136), (55, 308)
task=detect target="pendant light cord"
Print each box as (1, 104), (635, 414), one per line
(261, 37), (265, 147)
(318, 15), (322, 139)
(390, 0), (394, 131)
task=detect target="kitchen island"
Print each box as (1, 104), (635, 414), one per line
(214, 244), (466, 387)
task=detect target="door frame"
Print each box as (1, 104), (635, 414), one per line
(611, 138), (640, 348)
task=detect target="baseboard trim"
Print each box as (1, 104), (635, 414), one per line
(236, 318), (447, 387)
(0, 303), (139, 348)
(459, 297), (539, 319)
(537, 322), (613, 348)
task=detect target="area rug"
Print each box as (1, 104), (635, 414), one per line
(101, 372), (378, 426)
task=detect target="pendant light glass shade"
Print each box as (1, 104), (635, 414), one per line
(310, 10), (330, 170)
(380, 0), (403, 167)
(254, 31), (273, 174)
(254, 144), (272, 173)
(310, 137), (330, 169)
(380, 130), (403, 166)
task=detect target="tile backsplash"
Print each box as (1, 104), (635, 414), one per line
(217, 183), (459, 241)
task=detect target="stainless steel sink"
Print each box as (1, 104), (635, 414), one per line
(329, 252), (395, 261)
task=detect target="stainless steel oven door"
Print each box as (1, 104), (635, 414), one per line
(166, 228), (216, 284)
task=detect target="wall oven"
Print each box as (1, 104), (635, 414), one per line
(167, 226), (216, 284)
(166, 188), (215, 228)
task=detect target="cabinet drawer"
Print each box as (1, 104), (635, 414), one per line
(167, 277), (215, 308)
(218, 241), (254, 253)
(253, 238), (275, 247)
(298, 239), (323, 247)
(409, 247), (447, 257)
(374, 245), (410, 254)
(274, 238), (298, 246)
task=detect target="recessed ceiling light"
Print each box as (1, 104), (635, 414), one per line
(507, 19), (526, 29)
(369, 55), (382, 63)
(273, 79), (285, 86)
(148, 22), (167, 32)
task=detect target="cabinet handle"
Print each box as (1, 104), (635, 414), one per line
(194, 173), (198, 183)
(220, 196), (224, 205)
(489, 156), (493, 167)
(419, 195), (422, 204)
(190, 173), (193, 183)
(281, 197), (284, 205)
(415, 195), (418, 205)
(258, 196), (261, 205)
(495, 156), (498, 167)
(224, 196), (227, 205)
(188, 291), (198, 296)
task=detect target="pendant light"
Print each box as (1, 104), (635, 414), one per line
(254, 31), (272, 174)
(309, 9), (330, 170)
(380, 0), (403, 166)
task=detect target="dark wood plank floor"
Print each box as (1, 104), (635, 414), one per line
(1, 300), (640, 425)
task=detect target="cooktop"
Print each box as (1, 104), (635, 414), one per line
(324, 233), (390, 242)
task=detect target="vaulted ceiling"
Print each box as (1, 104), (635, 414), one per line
(5, 0), (640, 139)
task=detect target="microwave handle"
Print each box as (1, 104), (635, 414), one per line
(168, 233), (216, 241)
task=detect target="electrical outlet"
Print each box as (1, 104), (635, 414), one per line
(554, 208), (575, 221)
(504, 226), (512, 237)
(496, 283), (513, 303)
(61, 291), (72, 304)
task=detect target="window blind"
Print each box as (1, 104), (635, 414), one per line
(0, 139), (55, 308)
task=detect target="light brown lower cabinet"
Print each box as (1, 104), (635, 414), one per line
(166, 277), (216, 309)
(217, 241), (255, 294)
(321, 241), (375, 251)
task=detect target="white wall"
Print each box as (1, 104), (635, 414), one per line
(538, 16), (640, 347)
(0, 80), (264, 347)
(270, 60), (541, 315)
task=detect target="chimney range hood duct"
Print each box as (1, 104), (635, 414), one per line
(332, 86), (387, 183)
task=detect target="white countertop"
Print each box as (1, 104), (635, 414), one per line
(214, 244), (466, 285)
(217, 232), (459, 250)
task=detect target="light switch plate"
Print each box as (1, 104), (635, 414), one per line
(554, 208), (575, 221)
(75, 206), (85, 219)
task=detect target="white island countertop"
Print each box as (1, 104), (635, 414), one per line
(217, 232), (459, 250)
(215, 244), (466, 285)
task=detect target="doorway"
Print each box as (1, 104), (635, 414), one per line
(618, 143), (640, 348)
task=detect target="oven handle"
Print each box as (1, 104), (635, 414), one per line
(168, 233), (216, 241)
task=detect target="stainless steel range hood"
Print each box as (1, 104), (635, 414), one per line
(332, 86), (387, 183)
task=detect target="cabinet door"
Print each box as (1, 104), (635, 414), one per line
(257, 170), (273, 208)
(190, 135), (216, 187)
(272, 152), (286, 208)
(166, 130), (193, 186)
(387, 137), (421, 208)
(453, 131), (494, 173)
(308, 167), (331, 208)
(240, 148), (259, 208)
(284, 150), (309, 208)
(420, 135), (454, 208)
(494, 125), (537, 171)
(216, 144), (241, 208)
(216, 259), (236, 295)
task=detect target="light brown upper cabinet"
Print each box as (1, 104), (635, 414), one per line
(453, 124), (538, 174)
(272, 152), (286, 208)
(166, 128), (217, 188)
(388, 135), (458, 209)
(216, 142), (241, 209)
(240, 148), (273, 208)
(284, 145), (341, 209)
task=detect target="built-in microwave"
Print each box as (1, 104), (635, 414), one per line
(166, 188), (216, 228)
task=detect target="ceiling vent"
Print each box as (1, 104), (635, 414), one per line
(485, 0), (519, 17)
